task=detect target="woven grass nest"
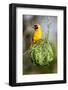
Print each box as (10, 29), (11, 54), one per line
(30, 39), (54, 66)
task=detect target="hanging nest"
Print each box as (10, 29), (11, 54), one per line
(30, 39), (54, 66)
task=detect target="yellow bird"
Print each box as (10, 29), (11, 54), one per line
(32, 24), (42, 43)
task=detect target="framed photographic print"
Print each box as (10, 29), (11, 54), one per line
(9, 3), (66, 86)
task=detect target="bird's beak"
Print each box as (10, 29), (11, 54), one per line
(32, 26), (34, 29)
(32, 26), (35, 31)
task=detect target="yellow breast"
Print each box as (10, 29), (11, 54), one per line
(33, 29), (42, 43)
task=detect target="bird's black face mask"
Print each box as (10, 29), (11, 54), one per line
(34, 25), (38, 30)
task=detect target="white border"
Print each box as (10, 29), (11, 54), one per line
(16, 8), (64, 83)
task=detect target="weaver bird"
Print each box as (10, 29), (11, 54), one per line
(23, 24), (42, 55)
(32, 24), (42, 43)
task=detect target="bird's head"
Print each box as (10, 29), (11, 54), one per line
(33, 24), (41, 31)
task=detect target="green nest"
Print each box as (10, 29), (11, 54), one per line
(31, 39), (54, 66)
